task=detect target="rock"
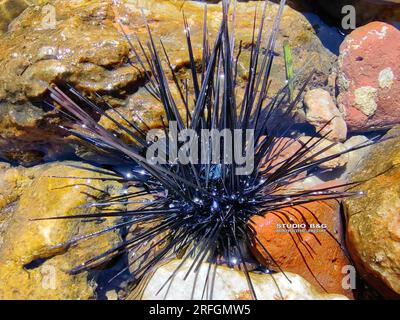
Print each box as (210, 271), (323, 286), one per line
(259, 136), (349, 187)
(299, 136), (349, 169)
(0, 0), (139, 163)
(339, 135), (372, 180)
(0, 102), (70, 166)
(304, 88), (347, 142)
(124, 188), (170, 280)
(141, 259), (348, 300)
(0, 0), (29, 33)
(343, 127), (400, 298)
(250, 199), (353, 298)
(337, 22), (400, 132)
(0, 161), (122, 299)
(263, 136), (351, 190)
(288, 174), (327, 190)
(265, 136), (348, 174)
(106, 290), (119, 300)
(285, 135), (373, 185)
(264, 137), (304, 176)
(98, 86), (182, 138)
(0, 0), (335, 164)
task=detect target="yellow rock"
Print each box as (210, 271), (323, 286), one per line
(0, 0), (30, 33)
(0, 0), (335, 164)
(344, 127), (400, 298)
(0, 161), (122, 299)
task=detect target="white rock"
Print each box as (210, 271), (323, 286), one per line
(304, 89), (347, 142)
(340, 135), (372, 180)
(142, 259), (348, 300)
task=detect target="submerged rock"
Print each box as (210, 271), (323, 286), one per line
(141, 259), (348, 300)
(299, 136), (349, 169)
(344, 127), (400, 298)
(339, 135), (373, 180)
(266, 136), (348, 173)
(250, 199), (353, 298)
(0, 161), (121, 299)
(0, 0), (335, 164)
(338, 22), (400, 132)
(303, 88), (347, 142)
(0, 0), (29, 33)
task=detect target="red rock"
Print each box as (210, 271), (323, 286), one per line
(337, 22), (400, 132)
(250, 199), (354, 298)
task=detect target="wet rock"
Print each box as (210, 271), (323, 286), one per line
(343, 127), (400, 298)
(304, 88), (347, 142)
(299, 136), (349, 169)
(286, 135), (373, 184)
(0, 0), (139, 163)
(0, 161), (121, 299)
(141, 259), (348, 300)
(289, 174), (327, 190)
(0, 102), (68, 166)
(123, 188), (171, 282)
(250, 199), (353, 298)
(264, 137), (304, 176)
(339, 135), (372, 180)
(0, 0), (29, 33)
(266, 136), (348, 173)
(0, 0), (335, 164)
(337, 22), (400, 132)
(98, 86), (182, 140)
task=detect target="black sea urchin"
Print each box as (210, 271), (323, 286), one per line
(38, 0), (380, 299)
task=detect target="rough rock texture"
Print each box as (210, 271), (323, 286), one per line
(250, 199), (353, 298)
(0, 161), (122, 299)
(0, 0), (335, 164)
(266, 136), (348, 174)
(337, 22), (400, 132)
(344, 127), (400, 298)
(339, 135), (372, 180)
(286, 135), (373, 186)
(141, 259), (348, 300)
(0, 0), (29, 33)
(304, 88), (347, 142)
(299, 136), (349, 169)
(0, 0), (138, 164)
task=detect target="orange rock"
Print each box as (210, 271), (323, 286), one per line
(249, 200), (354, 298)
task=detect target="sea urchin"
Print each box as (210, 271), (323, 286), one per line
(37, 0), (379, 299)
